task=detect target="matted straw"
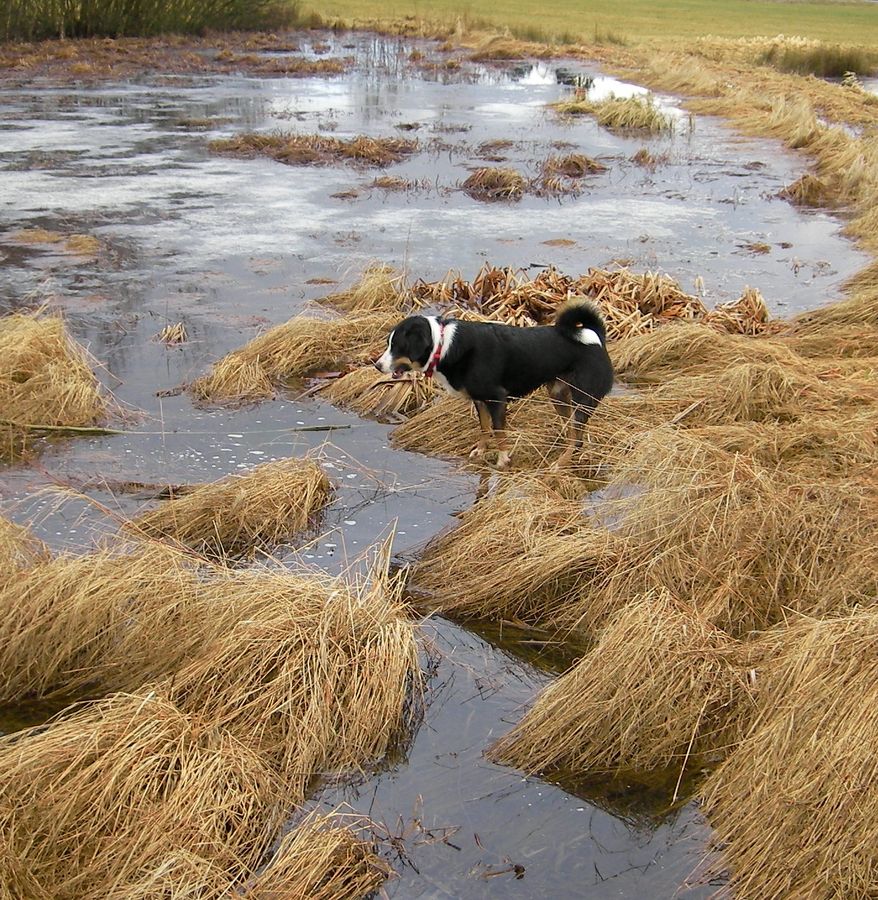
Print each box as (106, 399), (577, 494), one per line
(0, 691), (284, 898)
(127, 457), (331, 558)
(248, 813), (392, 899)
(490, 591), (748, 774)
(702, 612), (878, 899)
(0, 311), (107, 458)
(191, 309), (397, 405)
(320, 366), (438, 421)
(409, 476), (620, 625)
(703, 287), (777, 335)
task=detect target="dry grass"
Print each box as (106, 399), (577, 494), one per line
(779, 172), (832, 207)
(127, 457), (331, 558)
(191, 309), (396, 405)
(153, 321), (188, 344)
(541, 153), (608, 178)
(553, 93), (675, 133)
(702, 612), (878, 898)
(321, 366), (438, 421)
(248, 814), (392, 899)
(702, 287), (773, 336)
(490, 591), (749, 774)
(318, 263), (410, 314)
(409, 477), (619, 624)
(0, 311), (106, 430)
(0, 691), (285, 899)
(461, 166), (527, 201)
(209, 132), (418, 168)
(0, 515), (50, 586)
(9, 228), (101, 256)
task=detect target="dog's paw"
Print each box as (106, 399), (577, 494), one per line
(495, 451), (512, 470)
(469, 445), (487, 460)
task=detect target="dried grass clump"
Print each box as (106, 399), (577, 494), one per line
(191, 309), (396, 405)
(409, 477), (619, 624)
(321, 366), (437, 421)
(490, 591), (748, 774)
(702, 612), (878, 899)
(318, 263), (410, 314)
(779, 172), (832, 206)
(209, 132), (418, 168)
(0, 515), (49, 584)
(541, 153), (607, 178)
(10, 228), (100, 256)
(127, 457), (331, 557)
(153, 321), (188, 344)
(248, 815), (391, 899)
(0, 311), (106, 430)
(553, 93), (675, 133)
(462, 167), (526, 201)
(703, 287), (775, 335)
(0, 692), (284, 899)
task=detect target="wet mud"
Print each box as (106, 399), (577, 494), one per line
(0, 30), (868, 897)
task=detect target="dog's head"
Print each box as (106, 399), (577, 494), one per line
(375, 316), (434, 378)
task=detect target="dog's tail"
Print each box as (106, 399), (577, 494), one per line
(554, 298), (607, 347)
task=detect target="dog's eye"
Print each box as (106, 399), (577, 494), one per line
(574, 321), (583, 328)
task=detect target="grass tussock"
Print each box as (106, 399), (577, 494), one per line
(461, 166), (527, 201)
(541, 153), (607, 178)
(10, 228), (101, 256)
(127, 457), (331, 558)
(209, 132), (418, 169)
(0, 691), (284, 898)
(409, 477), (619, 624)
(490, 591), (748, 774)
(0, 516), (50, 585)
(757, 38), (877, 78)
(321, 366), (438, 422)
(153, 321), (188, 344)
(779, 173), (832, 207)
(702, 287), (772, 336)
(191, 309), (397, 405)
(318, 263), (410, 314)
(247, 814), (392, 899)
(553, 93), (675, 133)
(702, 612), (878, 898)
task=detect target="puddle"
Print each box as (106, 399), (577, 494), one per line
(0, 29), (867, 896)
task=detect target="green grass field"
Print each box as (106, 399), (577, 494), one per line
(313, 0), (878, 46)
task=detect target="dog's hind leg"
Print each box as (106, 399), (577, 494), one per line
(547, 380), (576, 466)
(557, 392), (597, 467)
(486, 399), (511, 469)
(469, 401), (494, 460)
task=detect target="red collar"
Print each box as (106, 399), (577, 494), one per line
(424, 322), (445, 378)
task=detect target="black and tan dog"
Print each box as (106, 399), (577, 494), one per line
(375, 299), (613, 468)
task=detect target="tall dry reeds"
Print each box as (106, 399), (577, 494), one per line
(0, 515), (49, 585)
(191, 308), (396, 405)
(128, 457), (331, 557)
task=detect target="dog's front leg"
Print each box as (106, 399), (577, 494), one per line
(487, 399), (511, 469)
(469, 401), (493, 460)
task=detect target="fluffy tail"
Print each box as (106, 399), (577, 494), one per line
(553, 299), (607, 346)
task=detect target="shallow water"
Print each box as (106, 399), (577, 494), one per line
(0, 30), (866, 896)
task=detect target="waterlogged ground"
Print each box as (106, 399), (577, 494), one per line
(0, 30), (869, 898)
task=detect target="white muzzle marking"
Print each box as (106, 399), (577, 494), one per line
(376, 329), (395, 373)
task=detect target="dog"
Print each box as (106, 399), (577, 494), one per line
(375, 298), (613, 468)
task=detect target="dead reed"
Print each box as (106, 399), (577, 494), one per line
(248, 814), (392, 899)
(490, 591), (748, 774)
(191, 309), (396, 405)
(127, 457), (331, 558)
(209, 133), (418, 168)
(553, 93), (674, 133)
(321, 366), (437, 421)
(461, 167), (527, 201)
(153, 321), (188, 344)
(702, 612), (878, 898)
(318, 263), (410, 314)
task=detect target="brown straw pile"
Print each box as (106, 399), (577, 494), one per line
(127, 457), (331, 557)
(321, 366), (438, 421)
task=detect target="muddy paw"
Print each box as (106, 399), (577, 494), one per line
(469, 445), (487, 460)
(495, 451), (511, 470)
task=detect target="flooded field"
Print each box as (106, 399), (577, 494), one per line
(0, 30), (870, 897)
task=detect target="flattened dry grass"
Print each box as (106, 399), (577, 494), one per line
(0, 311), (107, 435)
(209, 132), (418, 168)
(490, 591), (749, 774)
(321, 366), (437, 421)
(191, 308), (396, 405)
(127, 457), (330, 558)
(247, 814), (392, 899)
(702, 612), (878, 899)
(318, 262), (410, 314)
